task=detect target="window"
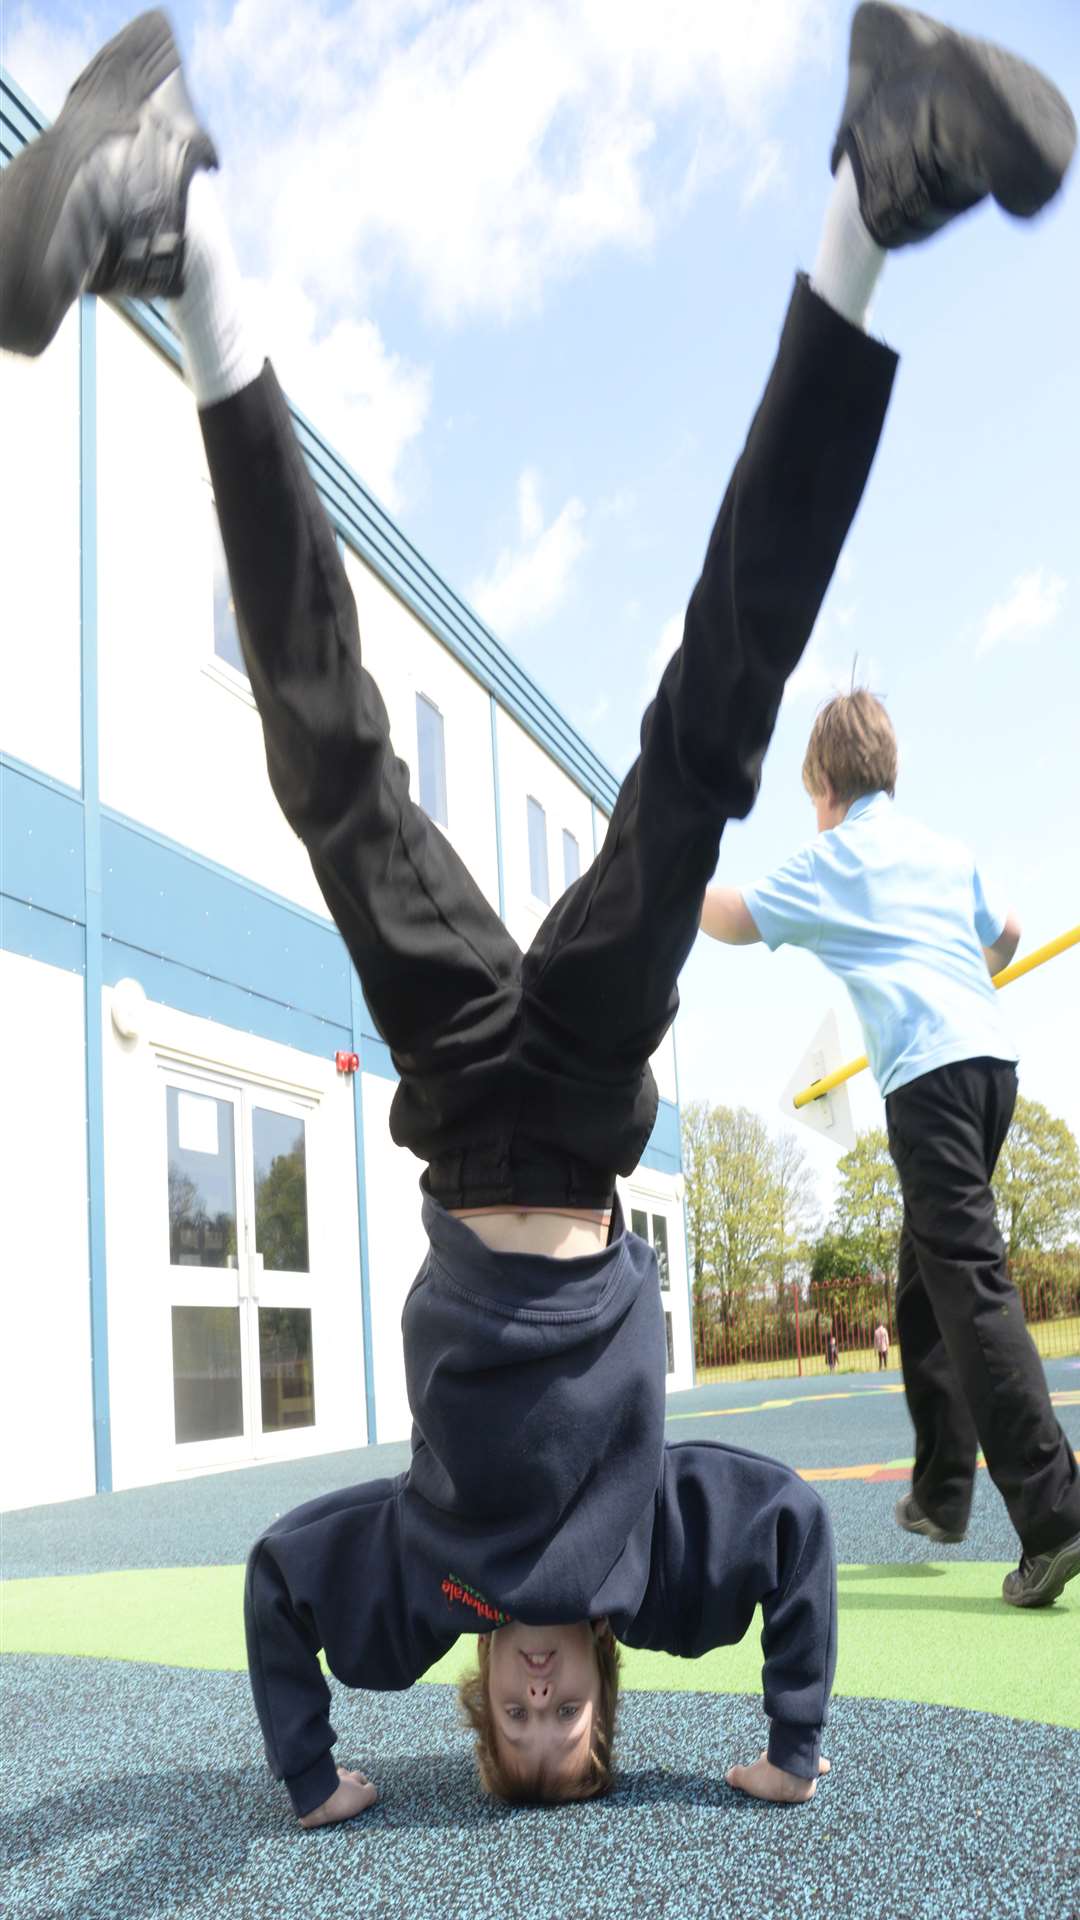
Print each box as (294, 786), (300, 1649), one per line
(527, 796), (549, 903)
(630, 1207), (670, 1290)
(562, 829), (580, 889)
(210, 499), (245, 675)
(416, 693), (448, 827)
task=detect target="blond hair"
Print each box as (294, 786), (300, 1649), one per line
(458, 1622), (621, 1805)
(802, 689), (897, 801)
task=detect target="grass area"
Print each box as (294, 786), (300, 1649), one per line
(695, 1315), (1080, 1387)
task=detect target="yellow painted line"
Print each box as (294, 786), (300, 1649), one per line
(670, 1384), (1078, 1424)
(669, 1384), (905, 1422)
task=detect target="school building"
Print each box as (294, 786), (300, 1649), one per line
(0, 68), (690, 1513)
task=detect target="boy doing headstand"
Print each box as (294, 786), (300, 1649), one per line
(702, 690), (1080, 1606)
(2, 2), (1073, 1824)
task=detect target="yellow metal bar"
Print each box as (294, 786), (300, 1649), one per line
(792, 922), (1080, 1110)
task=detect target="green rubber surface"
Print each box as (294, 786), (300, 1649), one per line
(4, 1558), (1077, 1727)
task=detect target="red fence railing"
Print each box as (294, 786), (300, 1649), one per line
(693, 1255), (1080, 1384)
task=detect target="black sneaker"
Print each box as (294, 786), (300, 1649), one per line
(0, 9), (216, 357)
(832, 2), (1076, 248)
(895, 1490), (966, 1544)
(1002, 1532), (1080, 1609)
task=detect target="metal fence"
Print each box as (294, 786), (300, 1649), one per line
(693, 1252), (1080, 1385)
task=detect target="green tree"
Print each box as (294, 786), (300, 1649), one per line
(991, 1096), (1080, 1255)
(682, 1102), (822, 1342)
(771, 1129), (821, 1294)
(832, 1128), (903, 1281)
(255, 1149), (309, 1272)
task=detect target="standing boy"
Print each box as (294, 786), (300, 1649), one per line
(702, 691), (1080, 1604)
(1, 0), (1074, 1825)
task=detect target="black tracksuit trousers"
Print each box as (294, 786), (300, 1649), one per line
(887, 1058), (1080, 1554)
(199, 276), (896, 1208)
(212, 279), (895, 1809)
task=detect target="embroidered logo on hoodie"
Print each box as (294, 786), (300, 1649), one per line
(441, 1575), (511, 1626)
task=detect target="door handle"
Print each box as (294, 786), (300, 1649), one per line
(248, 1249), (264, 1302)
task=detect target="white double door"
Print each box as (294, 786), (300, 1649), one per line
(165, 1065), (324, 1469)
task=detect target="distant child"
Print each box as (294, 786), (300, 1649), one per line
(873, 1321), (890, 1371)
(701, 689), (1080, 1606)
(5, 0), (1075, 1826)
(827, 1331), (840, 1375)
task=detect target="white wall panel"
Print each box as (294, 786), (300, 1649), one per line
(343, 548), (500, 912)
(0, 954), (95, 1508)
(619, 1167), (693, 1392)
(360, 1073), (428, 1444)
(94, 306), (327, 916)
(494, 707), (595, 952)
(0, 315), (82, 789)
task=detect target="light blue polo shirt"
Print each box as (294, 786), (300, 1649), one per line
(742, 791), (1017, 1097)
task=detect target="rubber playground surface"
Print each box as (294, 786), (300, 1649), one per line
(3, 1362), (1078, 1920)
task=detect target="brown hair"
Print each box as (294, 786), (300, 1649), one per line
(802, 689), (897, 802)
(458, 1622), (621, 1805)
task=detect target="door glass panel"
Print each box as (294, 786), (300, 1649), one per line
(259, 1307), (316, 1432)
(652, 1213), (670, 1291)
(167, 1088), (238, 1268)
(252, 1108), (310, 1272)
(630, 1208), (648, 1240)
(664, 1310), (674, 1373)
(172, 1305), (243, 1442)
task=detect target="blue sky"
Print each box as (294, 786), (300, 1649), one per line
(6, 0), (1078, 1216)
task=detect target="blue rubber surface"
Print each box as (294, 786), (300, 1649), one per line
(2, 1359), (1078, 1918)
(3, 1661), (1078, 1920)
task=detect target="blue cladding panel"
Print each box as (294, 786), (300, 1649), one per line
(639, 1098), (682, 1175)
(0, 897), (85, 975)
(101, 816), (352, 1027)
(101, 938), (352, 1059)
(362, 1034), (397, 1081)
(1, 762), (85, 921)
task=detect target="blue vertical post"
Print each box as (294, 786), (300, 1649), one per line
(80, 297), (112, 1492)
(489, 693), (506, 920)
(349, 967), (378, 1443)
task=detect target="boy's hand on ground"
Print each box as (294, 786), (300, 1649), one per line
(725, 1753), (830, 1804)
(298, 1767), (378, 1828)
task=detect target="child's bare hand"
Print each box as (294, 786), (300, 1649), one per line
(725, 1752), (830, 1804)
(298, 1766), (378, 1828)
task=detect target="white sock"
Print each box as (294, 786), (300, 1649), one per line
(811, 155), (885, 331)
(165, 171), (263, 407)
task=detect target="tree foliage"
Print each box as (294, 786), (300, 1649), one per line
(831, 1128), (903, 1280)
(991, 1095), (1080, 1256)
(682, 1101), (821, 1332)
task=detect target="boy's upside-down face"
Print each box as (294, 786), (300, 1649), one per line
(480, 1620), (606, 1799)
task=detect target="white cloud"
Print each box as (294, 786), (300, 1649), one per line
(740, 139), (786, 210)
(244, 276), (431, 510)
(640, 612), (684, 700)
(0, 13), (96, 119)
(975, 568), (1067, 657)
(189, 0), (831, 325)
(469, 469), (586, 637)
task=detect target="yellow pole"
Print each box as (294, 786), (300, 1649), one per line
(792, 922), (1080, 1111)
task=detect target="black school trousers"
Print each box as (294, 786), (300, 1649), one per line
(200, 277), (896, 1208)
(886, 1057), (1080, 1555)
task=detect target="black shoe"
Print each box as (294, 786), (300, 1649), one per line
(0, 9), (217, 357)
(895, 1491), (966, 1544)
(1002, 1532), (1080, 1608)
(832, 2), (1076, 248)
